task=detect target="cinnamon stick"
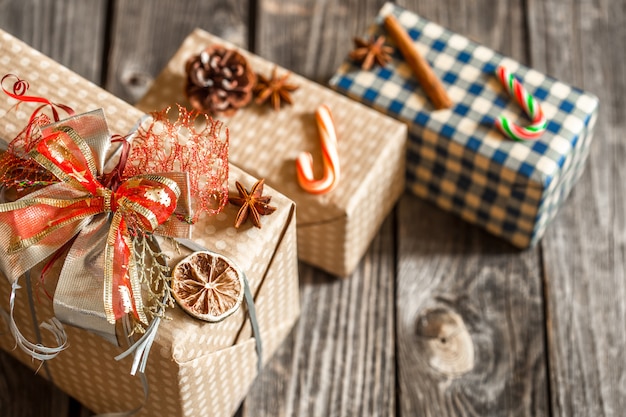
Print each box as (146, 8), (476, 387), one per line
(383, 15), (453, 110)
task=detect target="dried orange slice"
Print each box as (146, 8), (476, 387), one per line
(171, 251), (244, 322)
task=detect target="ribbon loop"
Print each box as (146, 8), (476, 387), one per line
(1, 74), (75, 124)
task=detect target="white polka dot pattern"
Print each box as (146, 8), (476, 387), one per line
(0, 29), (300, 417)
(136, 29), (408, 277)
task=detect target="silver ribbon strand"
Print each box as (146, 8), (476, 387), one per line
(3, 277), (68, 361)
(24, 272), (55, 381)
(0, 272), (67, 374)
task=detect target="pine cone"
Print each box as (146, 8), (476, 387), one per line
(184, 45), (256, 116)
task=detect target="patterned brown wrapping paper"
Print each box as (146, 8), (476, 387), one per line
(137, 29), (408, 277)
(0, 29), (300, 416)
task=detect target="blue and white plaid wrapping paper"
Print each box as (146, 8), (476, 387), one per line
(329, 2), (599, 248)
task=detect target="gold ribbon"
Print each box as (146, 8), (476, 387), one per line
(0, 110), (191, 340)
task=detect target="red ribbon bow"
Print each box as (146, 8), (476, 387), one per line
(0, 116), (186, 324)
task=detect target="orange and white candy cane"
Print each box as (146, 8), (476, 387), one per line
(296, 104), (340, 194)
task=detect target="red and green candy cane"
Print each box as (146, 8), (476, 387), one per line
(494, 65), (547, 141)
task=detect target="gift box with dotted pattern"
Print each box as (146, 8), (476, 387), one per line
(0, 29), (299, 417)
(137, 29), (408, 277)
(329, 2), (599, 248)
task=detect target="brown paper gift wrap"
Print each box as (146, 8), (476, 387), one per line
(0, 29), (300, 416)
(137, 29), (408, 277)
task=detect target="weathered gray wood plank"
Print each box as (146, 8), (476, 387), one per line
(241, 216), (396, 416)
(255, 0), (390, 83)
(397, 197), (548, 416)
(0, 0), (108, 84)
(528, 0), (626, 415)
(0, 1), (108, 416)
(0, 353), (71, 417)
(106, 0), (249, 104)
(394, 1), (549, 416)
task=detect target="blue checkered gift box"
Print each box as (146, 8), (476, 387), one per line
(329, 2), (599, 248)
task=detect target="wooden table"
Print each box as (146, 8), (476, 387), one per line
(0, 1), (623, 416)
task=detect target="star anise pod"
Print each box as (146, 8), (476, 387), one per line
(184, 45), (256, 116)
(229, 179), (277, 228)
(349, 35), (394, 71)
(254, 66), (299, 111)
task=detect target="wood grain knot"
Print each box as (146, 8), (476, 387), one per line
(121, 69), (154, 101)
(415, 307), (474, 377)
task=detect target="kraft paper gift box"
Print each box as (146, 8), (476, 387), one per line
(137, 29), (408, 277)
(0, 29), (299, 416)
(329, 2), (599, 248)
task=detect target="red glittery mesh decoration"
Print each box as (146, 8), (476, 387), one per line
(0, 75), (229, 221)
(123, 105), (229, 222)
(0, 114), (59, 193)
